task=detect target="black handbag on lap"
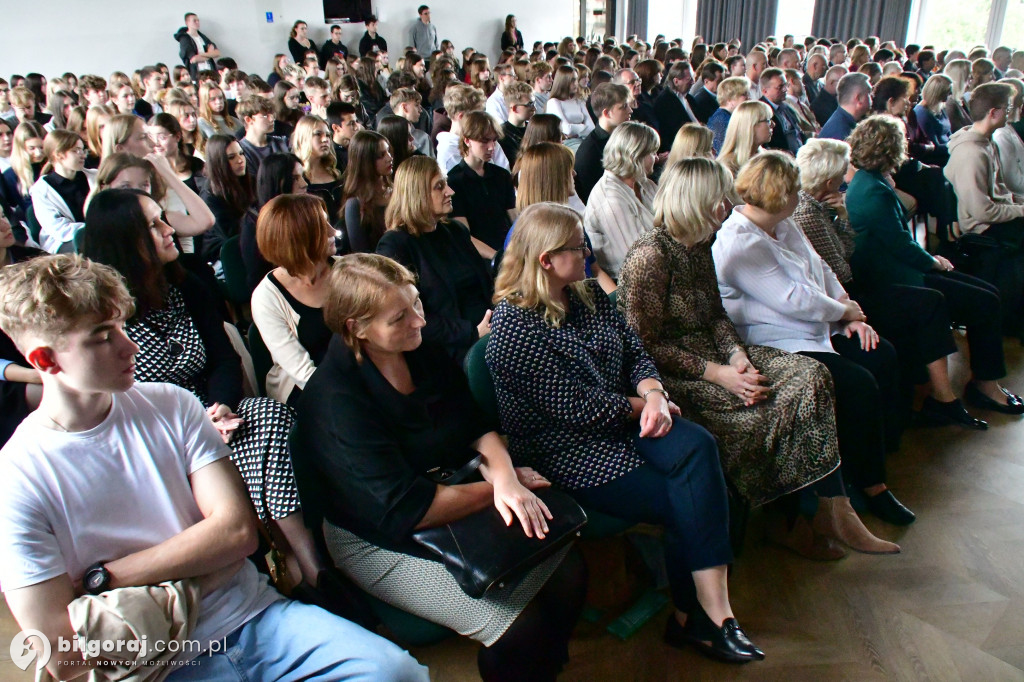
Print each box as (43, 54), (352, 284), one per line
(413, 458), (588, 598)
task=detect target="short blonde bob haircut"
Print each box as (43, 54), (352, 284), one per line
(0, 254), (135, 351)
(494, 202), (594, 327)
(795, 138), (851, 195)
(847, 114), (907, 174)
(257, 194), (335, 279)
(654, 157), (734, 246)
(920, 73), (953, 114)
(514, 142), (575, 212)
(385, 156), (446, 237)
(734, 150), (800, 214)
(323, 253), (417, 364)
(944, 59), (971, 100)
(716, 76), (751, 106)
(667, 123), (714, 167)
(717, 100), (772, 175)
(602, 121), (660, 181)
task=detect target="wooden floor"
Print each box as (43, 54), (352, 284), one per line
(2, 334), (1024, 681)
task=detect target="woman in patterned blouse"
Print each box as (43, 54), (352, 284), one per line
(79, 188), (333, 598)
(617, 158), (872, 561)
(487, 202), (764, 664)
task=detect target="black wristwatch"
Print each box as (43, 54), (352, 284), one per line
(83, 562), (112, 595)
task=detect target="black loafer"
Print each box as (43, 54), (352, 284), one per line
(964, 382), (1024, 415)
(864, 489), (916, 526)
(919, 396), (989, 430)
(664, 608), (765, 663)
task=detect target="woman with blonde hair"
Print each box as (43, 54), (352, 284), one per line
(291, 251), (584, 682)
(197, 81), (242, 139)
(943, 59), (972, 133)
(4, 122), (47, 201)
(618, 156), (847, 556)
(100, 114), (153, 160)
(83, 105), (113, 168)
(376, 156), (493, 363)
(914, 73), (953, 150)
(667, 123), (715, 166)
(713, 151), (911, 548)
(584, 121), (659, 279)
(545, 65), (594, 151)
(488, 201), (765, 664)
(717, 99), (772, 175)
(292, 115), (343, 219)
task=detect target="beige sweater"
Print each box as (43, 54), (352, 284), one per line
(944, 126), (1024, 234)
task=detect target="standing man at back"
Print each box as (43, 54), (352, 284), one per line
(174, 12), (220, 81)
(410, 6), (439, 59)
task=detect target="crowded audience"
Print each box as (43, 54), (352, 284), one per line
(4, 13), (1024, 679)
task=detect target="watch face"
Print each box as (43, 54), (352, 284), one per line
(86, 570), (105, 591)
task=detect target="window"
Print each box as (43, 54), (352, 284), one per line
(999, 0), (1024, 53)
(916, 0), (991, 50)
(774, 0), (815, 43)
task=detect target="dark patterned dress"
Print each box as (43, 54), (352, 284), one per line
(617, 227), (840, 506)
(126, 279), (298, 521)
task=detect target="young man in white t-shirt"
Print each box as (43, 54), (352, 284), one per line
(0, 255), (427, 681)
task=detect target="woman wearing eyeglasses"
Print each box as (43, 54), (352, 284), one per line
(488, 202), (765, 664)
(716, 100), (773, 176)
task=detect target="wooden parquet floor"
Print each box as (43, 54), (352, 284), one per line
(1, 335), (1023, 681)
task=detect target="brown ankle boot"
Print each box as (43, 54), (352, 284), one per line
(766, 515), (847, 561)
(812, 497), (901, 555)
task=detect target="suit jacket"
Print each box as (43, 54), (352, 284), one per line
(803, 73), (822, 104)
(653, 88), (697, 152)
(691, 87), (719, 125)
(811, 89), (838, 127)
(762, 97), (803, 154)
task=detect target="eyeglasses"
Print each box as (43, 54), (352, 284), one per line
(515, 101), (536, 109)
(757, 118), (775, 126)
(552, 244), (591, 255)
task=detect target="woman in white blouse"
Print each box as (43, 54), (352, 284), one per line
(584, 121), (658, 280)
(713, 151), (913, 539)
(545, 65), (595, 152)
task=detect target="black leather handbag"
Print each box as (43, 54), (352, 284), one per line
(412, 458), (588, 599)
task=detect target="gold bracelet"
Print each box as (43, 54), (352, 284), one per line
(641, 387), (670, 402)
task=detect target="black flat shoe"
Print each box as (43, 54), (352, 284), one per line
(864, 489), (916, 526)
(919, 396), (989, 430)
(964, 382), (1024, 415)
(664, 608), (765, 663)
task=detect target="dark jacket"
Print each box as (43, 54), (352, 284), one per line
(810, 89), (838, 127)
(500, 29), (524, 51)
(847, 169), (936, 288)
(319, 39), (349, 68)
(358, 31), (388, 57)
(761, 97), (803, 154)
(376, 221), (493, 362)
(802, 73), (822, 104)
(174, 27), (217, 80)
(653, 88), (697, 152)
(691, 86), (719, 124)
(292, 338), (488, 554)
(573, 124), (612, 204)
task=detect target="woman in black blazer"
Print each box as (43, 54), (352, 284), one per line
(376, 156), (493, 363)
(500, 15), (524, 51)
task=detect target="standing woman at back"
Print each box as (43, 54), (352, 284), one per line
(288, 20), (319, 64)
(501, 15), (524, 51)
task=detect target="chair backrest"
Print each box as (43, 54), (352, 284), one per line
(219, 235), (249, 304)
(463, 333), (500, 428)
(247, 323), (273, 397)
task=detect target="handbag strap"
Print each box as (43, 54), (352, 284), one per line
(425, 454), (483, 485)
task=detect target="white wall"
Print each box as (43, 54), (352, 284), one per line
(0, 0), (573, 80)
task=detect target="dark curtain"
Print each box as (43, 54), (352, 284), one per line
(811, 0), (912, 44)
(626, 0), (649, 40)
(696, 0), (779, 53)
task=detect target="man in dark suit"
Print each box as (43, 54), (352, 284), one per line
(654, 60), (698, 152)
(803, 53), (827, 104)
(691, 60), (725, 124)
(760, 68), (803, 154)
